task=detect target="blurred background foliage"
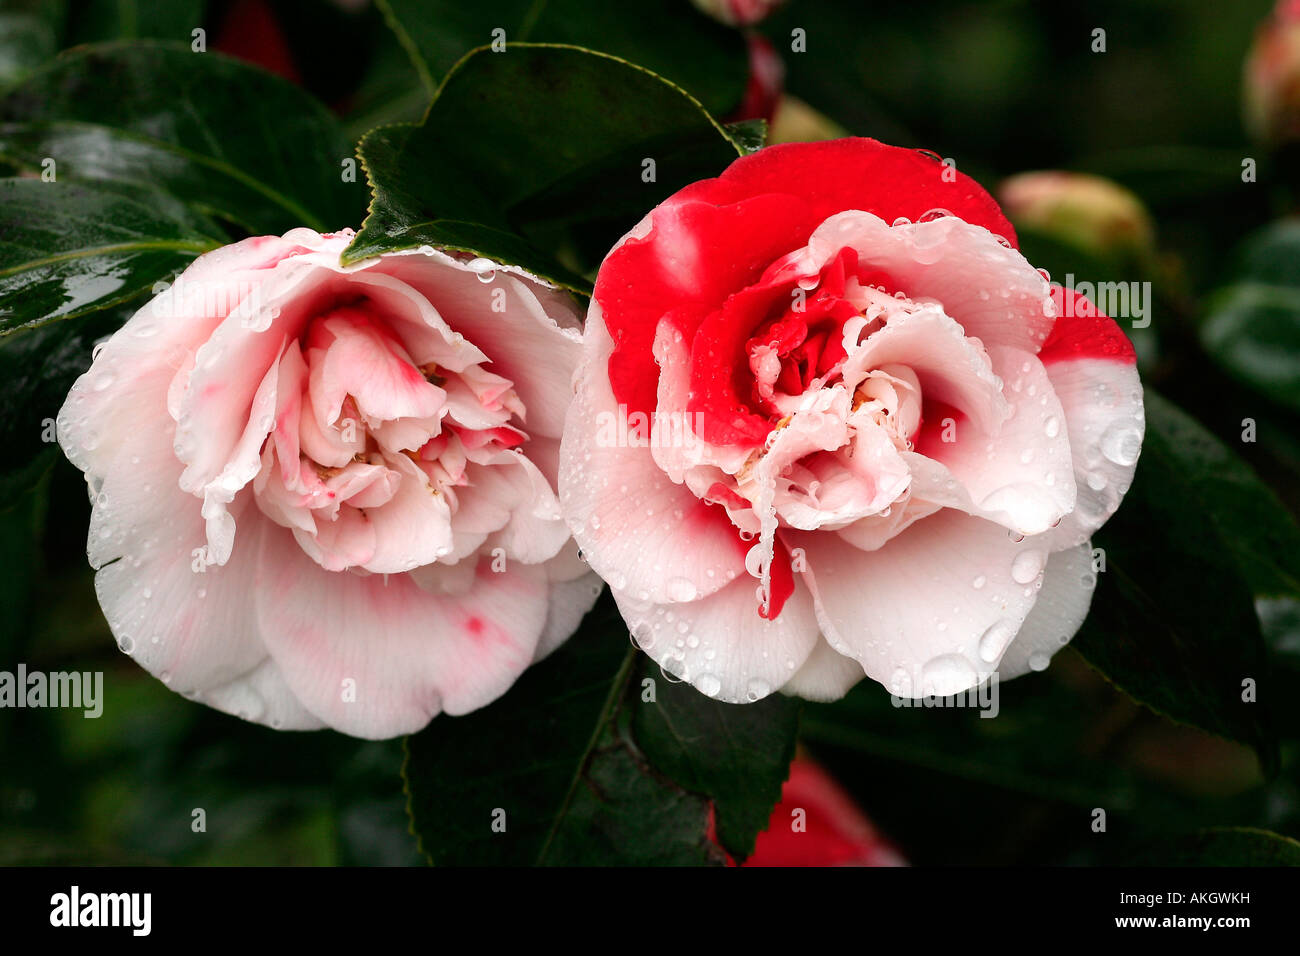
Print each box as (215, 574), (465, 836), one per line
(2, 0), (1299, 865)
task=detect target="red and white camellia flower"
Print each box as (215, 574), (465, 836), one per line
(560, 138), (1144, 704)
(58, 229), (597, 738)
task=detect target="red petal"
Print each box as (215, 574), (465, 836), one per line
(598, 138), (1015, 433)
(1040, 286), (1136, 365)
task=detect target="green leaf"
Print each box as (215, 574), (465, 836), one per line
(1127, 826), (1300, 866)
(403, 596), (719, 865)
(800, 656), (1265, 865)
(1073, 391), (1279, 772)
(1135, 392), (1300, 599)
(0, 41), (363, 234)
(631, 662), (798, 861)
(0, 178), (222, 334)
(377, 0), (748, 116)
(346, 43), (746, 293)
(724, 118), (768, 155)
(1202, 221), (1300, 413)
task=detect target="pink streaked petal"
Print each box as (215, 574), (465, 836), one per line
(307, 307), (446, 426)
(359, 454), (454, 573)
(256, 535), (551, 738)
(377, 251), (584, 441)
(294, 504), (377, 571)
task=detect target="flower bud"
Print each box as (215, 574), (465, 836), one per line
(1244, 0), (1300, 145)
(998, 171), (1156, 267)
(770, 95), (848, 144)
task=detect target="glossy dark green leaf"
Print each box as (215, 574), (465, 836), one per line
(1127, 826), (1300, 866)
(1073, 391), (1279, 772)
(0, 122), (314, 236)
(403, 596), (719, 865)
(632, 661), (799, 861)
(1202, 222), (1300, 413)
(377, 0), (748, 116)
(345, 44), (746, 292)
(800, 655), (1262, 864)
(0, 178), (222, 334)
(724, 119), (769, 155)
(1134, 393), (1300, 599)
(0, 41), (363, 234)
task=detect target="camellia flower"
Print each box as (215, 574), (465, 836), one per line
(560, 138), (1144, 704)
(714, 756), (906, 867)
(58, 229), (597, 738)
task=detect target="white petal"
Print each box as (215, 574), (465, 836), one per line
(781, 636), (867, 701)
(256, 530), (551, 739)
(997, 543), (1098, 679)
(795, 510), (1046, 697)
(1043, 356), (1145, 549)
(617, 573), (820, 704)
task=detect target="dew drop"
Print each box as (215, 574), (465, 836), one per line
(1011, 550), (1045, 585)
(665, 577), (697, 602)
(696, 673), (722, 698)
(978, 619), (1017, 663)
(1099, 423), (1141, 467)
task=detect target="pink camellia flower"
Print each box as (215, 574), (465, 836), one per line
(58, 229), (597, 738)
(559, 139), (1144, 704)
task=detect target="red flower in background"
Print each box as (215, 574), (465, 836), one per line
(717, 756), (906, 866)
(214, 0), (301, 84)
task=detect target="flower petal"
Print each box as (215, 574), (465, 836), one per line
(795, 510), (1047, 697)
(560, 300), (749, 604)
(256, 530), (551, 738)
(1039, 288), (1144, 549)
(997, 543), (1097, 679)
(617, 572), (820, 704)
